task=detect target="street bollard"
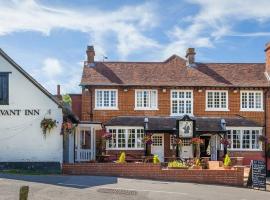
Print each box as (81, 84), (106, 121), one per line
(19, 186), (29, 200)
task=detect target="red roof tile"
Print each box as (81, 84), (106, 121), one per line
(81, 55), (269, 87)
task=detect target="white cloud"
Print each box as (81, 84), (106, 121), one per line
(163, 0), (270, 59)
(42, 58), (62, 77)
(0, 0), (159, 60)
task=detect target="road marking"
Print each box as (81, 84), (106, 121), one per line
(98, 187), (188, 196)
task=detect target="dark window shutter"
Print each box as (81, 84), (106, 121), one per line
(0, 74), (9, 105)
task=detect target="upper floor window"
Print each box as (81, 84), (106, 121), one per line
(135, 89), (158, 110)
(206, 90), (228, 111)
(0, 73), (9, 105)
(171, 90), (193, 116)
(95, 89), (118, 109)
(240, 91), (263, 111)
(227, 128), (262, 151)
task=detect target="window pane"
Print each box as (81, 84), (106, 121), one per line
(128, 129), (136, 148)
(186, 100), (191, 114)
(248, 93), (254, 108)
(143, 91), (149, 107)
(255, 92), (262, 109)
(214, 92), (220, 108)
(172, 91), (177, 98)
(104, 91), (109, 107)
(110, 91), (116, 107)
(150, 91), (157, 108)
(227, 130), (232, 149)
(97, 91), (103, 107)
(136, 91), (143, 107)
(179, 100), (185, 113)
(220, 92), (227, 108)
(232, 130), (241, 149)
(242, 92), (247, 108)
(207, 92), (213, 108)
(117, 129), (126, 148)
(251, 130), (260, 149)
(0, 74), (8, 105)
(137, 129), (144, 148)
(172, 100), (178, 114)
(242, 130), (250, 149)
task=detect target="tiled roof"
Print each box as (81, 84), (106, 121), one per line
(80, 55), (269, 87)
(104, 116), (261, 133)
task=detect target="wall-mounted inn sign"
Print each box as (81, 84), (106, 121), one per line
(0, 109), (40, 116)
(177, 115), (196, 138)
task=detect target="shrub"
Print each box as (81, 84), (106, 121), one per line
(168, 160), (188, 169)
(153, 155), (160, 164)
(116, 152), (126, 163)
(223, 154), (231, 167)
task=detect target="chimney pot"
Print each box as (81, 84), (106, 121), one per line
(86, 45), (95, 65)
(185, 48), (196, 67)
(57, 84), (61, 96)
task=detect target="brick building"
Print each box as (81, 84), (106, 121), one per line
(72, 44), (270, 172)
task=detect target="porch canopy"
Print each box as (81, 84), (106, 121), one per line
(104, 116), (261, 134)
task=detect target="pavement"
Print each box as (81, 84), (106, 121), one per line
(0, 174), (269, 200)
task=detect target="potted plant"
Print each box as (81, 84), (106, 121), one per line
(223, 154), (232, 169)
(153, 155), (160, 164)
(61, 121), (75, 134)
(116, 152), (126, 163)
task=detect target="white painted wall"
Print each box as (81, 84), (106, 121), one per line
(0, 55), (63, 162)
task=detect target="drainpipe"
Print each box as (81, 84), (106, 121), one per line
(264, 89), (268, 175)
(144, 117), (149, 156)
(89, 86), (94, 121)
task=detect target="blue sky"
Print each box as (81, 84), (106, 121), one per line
(1, 0), (270, 94)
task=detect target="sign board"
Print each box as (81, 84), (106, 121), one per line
(177, 115), (195, 138)
(247, 160), (266, 190)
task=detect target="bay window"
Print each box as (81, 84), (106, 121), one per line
(107, 127), (144, 150)
(135, 89), (157, 110)
(240, 91), (263, 111)
(95, 89), (118, 109)
(227, 128), (262, 151)
(206, 90), (228, 111)
(171, 90), (193, 116)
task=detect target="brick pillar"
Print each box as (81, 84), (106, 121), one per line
(81, 88), (91, 121)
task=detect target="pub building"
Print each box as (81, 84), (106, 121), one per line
(69, 44), (270, 174)
(0, 49), (70, 171)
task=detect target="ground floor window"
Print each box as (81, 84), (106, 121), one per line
(79, 129), (91, 149)
(107, 127), (144, 150)
(227, 127), (262, 151)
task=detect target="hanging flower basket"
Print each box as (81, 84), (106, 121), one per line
(62, 121), (75, 134)
(258, 135), (268, 142)
(101, 129), (112, 140)
(40, 118), (57, 136)
(220, 138), (230, 146)
(143, 134), (153, 145)
(190, 137), (203, 145)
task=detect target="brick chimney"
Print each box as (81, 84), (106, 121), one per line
(86, 45), (95, 65)
(185, 48), (196, 67)
(265, 42), (270, 77)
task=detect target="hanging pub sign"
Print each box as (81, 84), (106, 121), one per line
(177, 115), (195, 138)
(247, 160), (266, 190)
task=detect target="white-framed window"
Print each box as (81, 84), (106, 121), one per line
(226, 127), (262, 151)
(79, 129), (91, 149)
(206, 90), (228, 111)
(171, 90), (193, 116)
(106, 127), (144, 150)
(240, 91), (263, 111)
(95, 89), (118, 110)
(135, 89), (158, 110)
(170, 135), (174, 149)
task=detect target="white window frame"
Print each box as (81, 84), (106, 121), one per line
(95, 89), (118, 110)
(240, 90), (264, 112)
(170, 90), (193, 116)
(205, 90), (229, 111)
(106, 126), (145, 150)
(226, 127), (263, 151)
(135, 89), (158, 110)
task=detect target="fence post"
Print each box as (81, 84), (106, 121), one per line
(19, 186), (29, 200)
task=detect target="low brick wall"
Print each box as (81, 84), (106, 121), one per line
(63, 163), (244, 186)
